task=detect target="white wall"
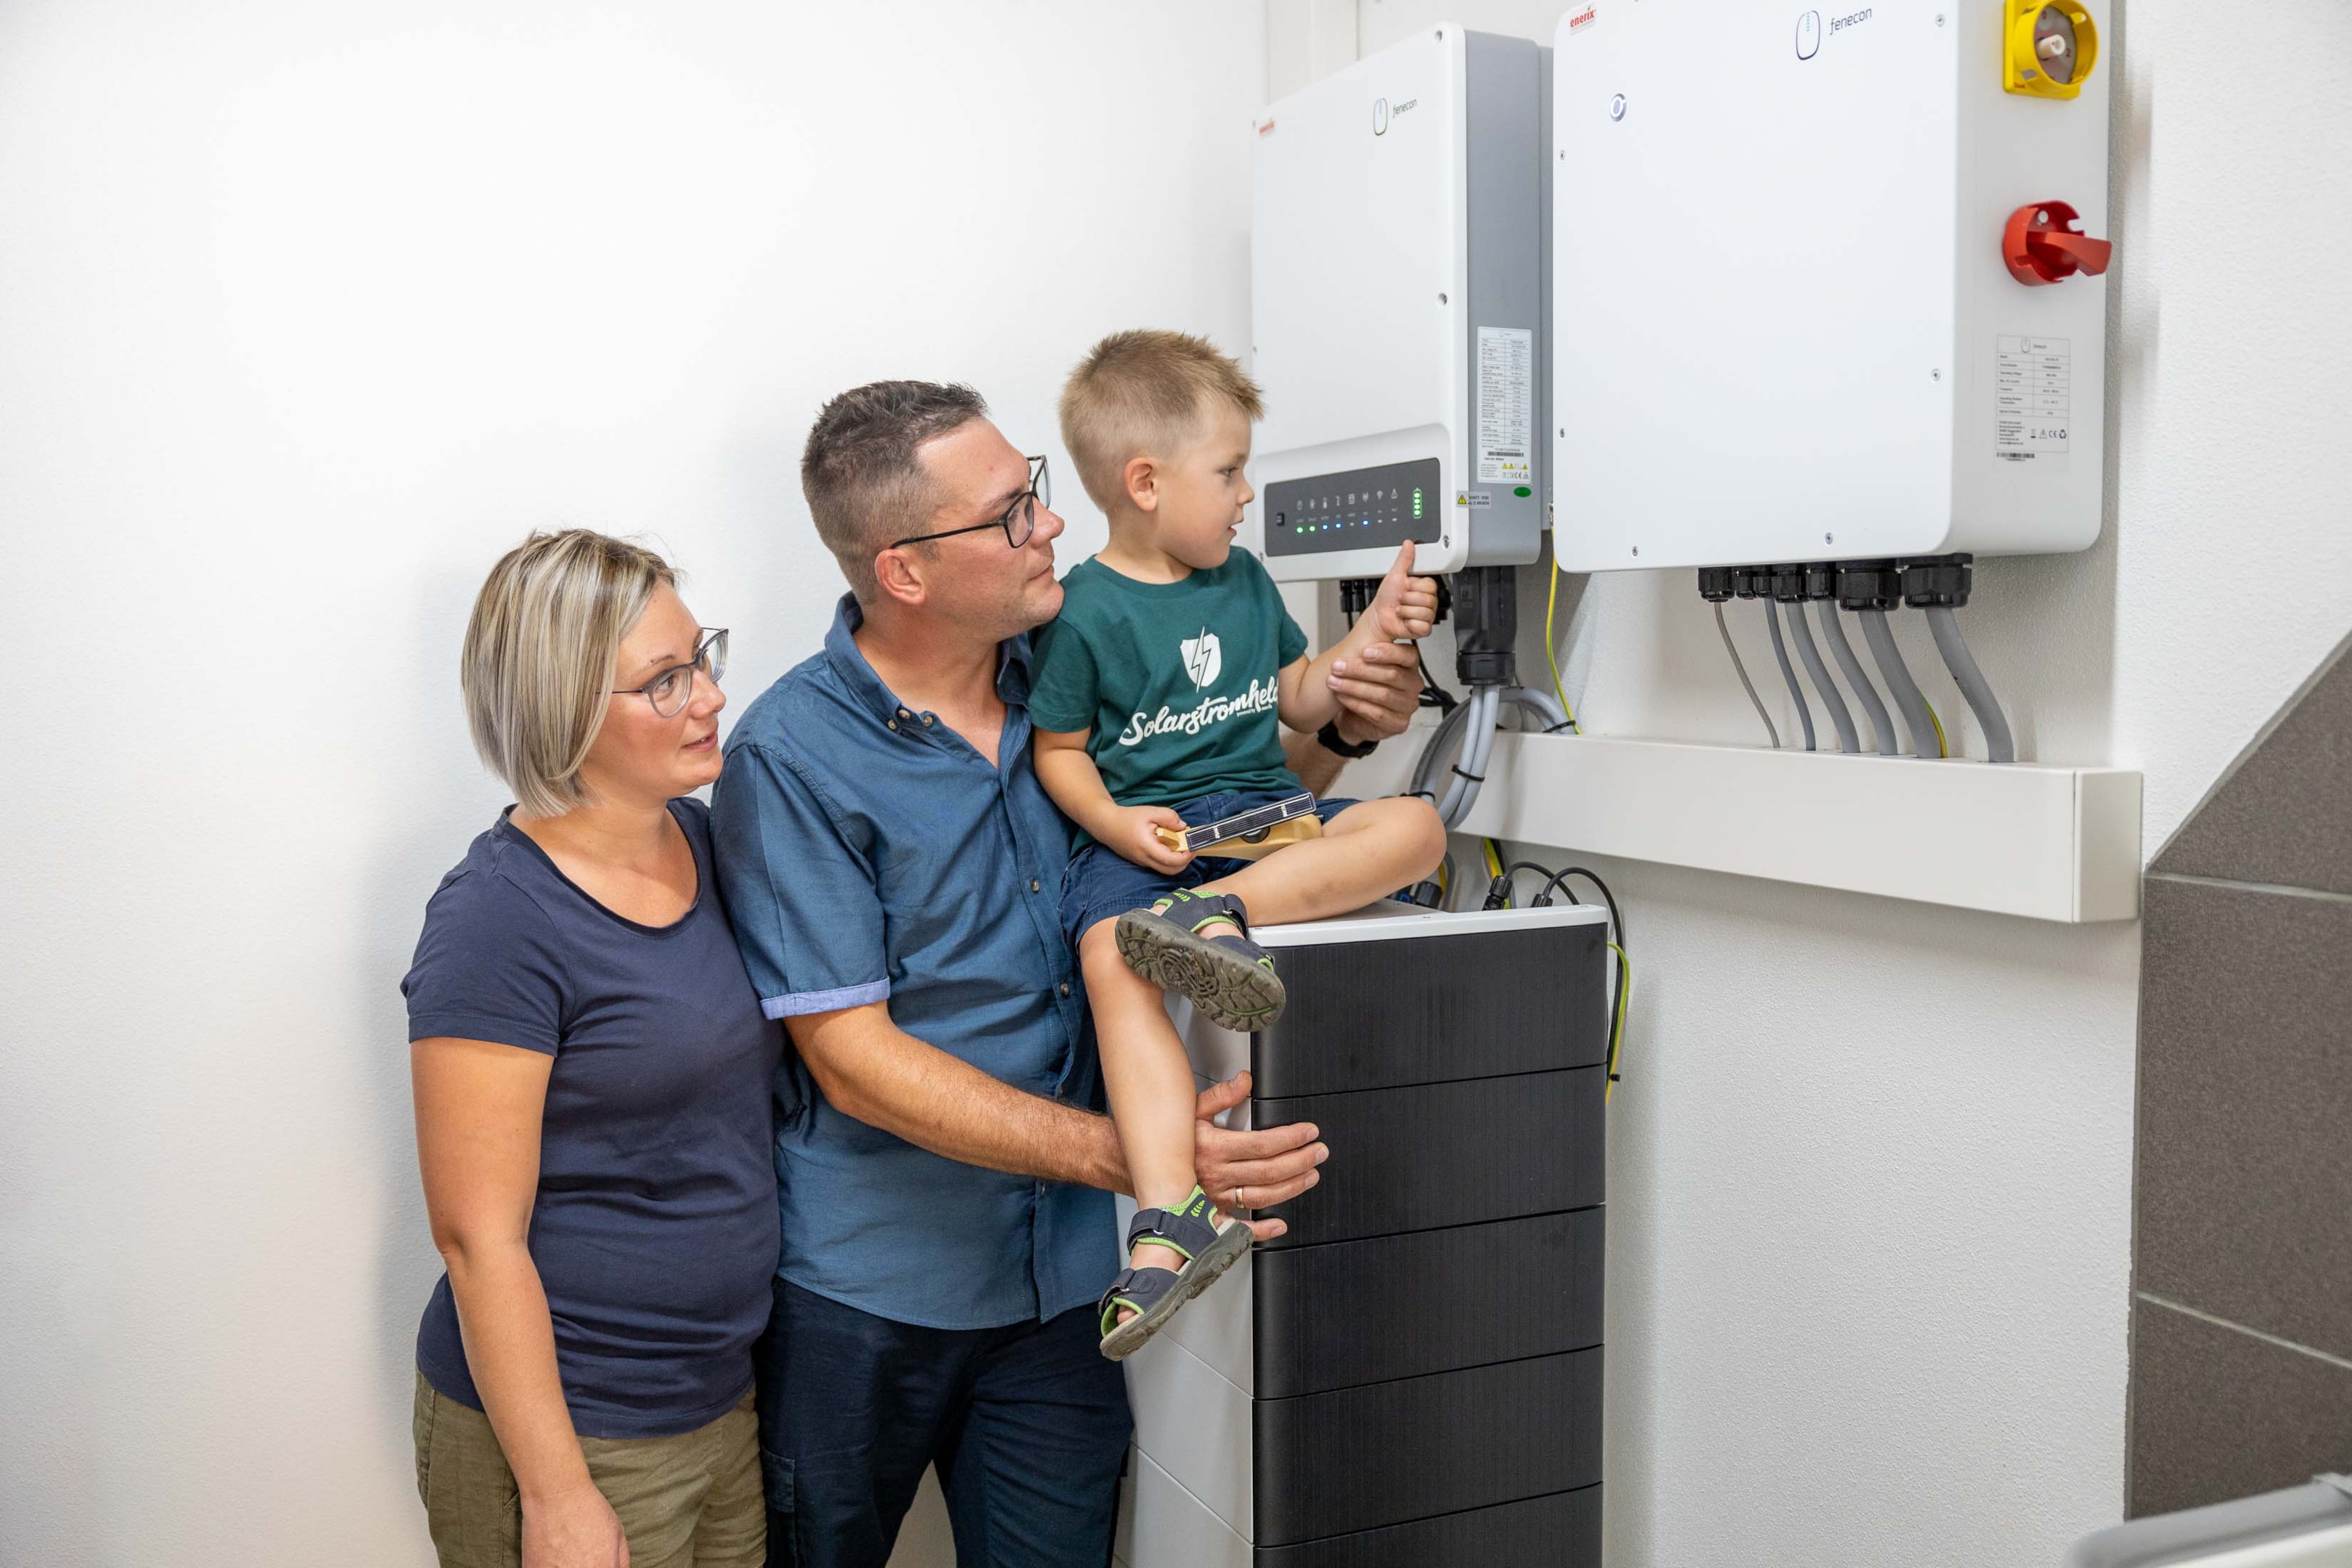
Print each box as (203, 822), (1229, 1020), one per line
(0, 4), (1265, 1563)
(1350, 0), (2352, 1563)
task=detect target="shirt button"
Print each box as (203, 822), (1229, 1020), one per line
(1058, 982), (1071, 997)
(1030, 878), (1042, 892)
(886, 719), (898, 730)
(897, 708), (911, 719)
(922, 714), (935, 727)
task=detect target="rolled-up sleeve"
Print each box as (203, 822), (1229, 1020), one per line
(711, 741), (890, 1020)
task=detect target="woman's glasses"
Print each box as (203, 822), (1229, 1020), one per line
(613, 627), (727, 717)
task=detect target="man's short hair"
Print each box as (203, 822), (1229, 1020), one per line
(461, 528), (677, 817)
(1058, 330), (1264, 513)
(801, 380), (989, 603)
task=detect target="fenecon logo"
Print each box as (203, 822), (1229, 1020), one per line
(1829, 6), (1873, 33)
(1181, 629), (1222, 690)
(1564, 3), (1599, 38)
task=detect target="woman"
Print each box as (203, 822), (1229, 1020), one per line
(405, 530), (780, 1568)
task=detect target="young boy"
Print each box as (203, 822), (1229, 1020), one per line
(1029, 330), (1447, 1359)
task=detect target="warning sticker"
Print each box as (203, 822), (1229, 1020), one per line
(1477, 327), (1534, 486)
(1994, 335), (2071, 463)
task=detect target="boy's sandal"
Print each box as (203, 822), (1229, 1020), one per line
(1098, 1186), (1252, 1361)
(1113, 889), (1288, 1032)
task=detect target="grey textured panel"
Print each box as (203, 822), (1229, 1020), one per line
(1254, 1349), (1603, 1546)
(1254, 1208), (1604, 1398)
(2127, 1297), (2352, 1519)
(2135, 878), (2352, 1360)
(1254, 1067), (1606, 1250)
(2152, 632), (2352, 894)
(1257, 921), (1605, 1097)
(1254, 1485), (1600, 1567)
(1461, 29), (1543, 567)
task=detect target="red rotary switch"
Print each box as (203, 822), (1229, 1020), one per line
(2004, 200), (2113, 285)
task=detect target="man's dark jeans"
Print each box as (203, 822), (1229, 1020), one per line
(754, 1277), (1132, 1568)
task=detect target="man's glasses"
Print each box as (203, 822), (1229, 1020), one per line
(891, 455), (1049, 551)
(612, 628), (727, 718)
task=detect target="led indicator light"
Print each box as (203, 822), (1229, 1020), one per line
(1411, 488), (1424, 518)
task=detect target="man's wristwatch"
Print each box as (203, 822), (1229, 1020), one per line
(1315, 719), (1380, 759)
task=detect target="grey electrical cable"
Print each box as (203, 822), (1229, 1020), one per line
(1926, 605), (2016, 764)
(1816, 601), (1895, 755)
(1418, 685), (1500, 826)
(1404, 684), (1567, 831)
(1763, 599), (1816, 751)
(1859, 608), (1938, 759)
(1500, 686), (1570, 732)
(1715, 603), (1781, 748)
(1408, 693), (1473, 817)
(1783, 597), (1858, 754)
(1451, 687), (1502, 823)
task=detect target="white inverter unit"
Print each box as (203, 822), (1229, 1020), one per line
(1551, 1), (2113, 571)
(1251, 25), (1546, 581)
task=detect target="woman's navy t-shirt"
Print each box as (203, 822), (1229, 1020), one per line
(402, 799), (783, 1440)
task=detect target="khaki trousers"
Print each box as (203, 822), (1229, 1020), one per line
(412, 1373), (764, 1568)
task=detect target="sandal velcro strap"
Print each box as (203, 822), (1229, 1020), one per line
(1124, 1186), (1222, 1263)
(1099, 1266), (1181, 1338)
(1153, 888), (1252, 940)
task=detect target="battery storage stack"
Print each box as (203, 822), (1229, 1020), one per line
(1114, 904), (1609, 1567)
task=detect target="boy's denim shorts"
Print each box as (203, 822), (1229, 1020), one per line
(1058, 787), (1358, 948)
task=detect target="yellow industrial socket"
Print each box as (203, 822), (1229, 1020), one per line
(2004, 1), (2099, 99)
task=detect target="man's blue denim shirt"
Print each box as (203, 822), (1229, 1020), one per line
(711, 595), (1114, 1331)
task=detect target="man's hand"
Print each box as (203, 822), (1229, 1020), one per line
(1325, 640), (1423, 746)
(1106, 804), (1193, 874)
(1368, 541), (1440, 642)
(1193, 1073), (1327, 1241)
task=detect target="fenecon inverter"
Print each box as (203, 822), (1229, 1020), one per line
(1251, 26), (1547, 582)
(1552, 0), (2112, 571)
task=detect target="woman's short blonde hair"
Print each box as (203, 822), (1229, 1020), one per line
(460, 530), (677, 817)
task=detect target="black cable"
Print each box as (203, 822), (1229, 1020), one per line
(1477, 858), (1631, 1093)
(1538, 866), (1625, 952)
(1416, 645), (1458, 714)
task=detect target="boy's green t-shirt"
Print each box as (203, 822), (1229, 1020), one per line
(1028, 551), (1311, 814)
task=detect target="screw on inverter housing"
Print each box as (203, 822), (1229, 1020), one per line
(1438, 293), (1448, 304)
(1826, 533), (1834, 545)
(1932, 368), (1942, 380)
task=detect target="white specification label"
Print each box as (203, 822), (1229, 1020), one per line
(1477, 326), (1534, 485)
(1994, 335), (2071, 462)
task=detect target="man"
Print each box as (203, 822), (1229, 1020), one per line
(710, 380), (1424, 1568)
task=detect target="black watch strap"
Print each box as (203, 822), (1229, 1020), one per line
(1316, 720), (1379, 759)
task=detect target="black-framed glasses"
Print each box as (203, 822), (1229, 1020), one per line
(612, 627), (727, 718)
(891, 454), (1049, 551)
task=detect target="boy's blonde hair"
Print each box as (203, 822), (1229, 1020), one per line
(1058, 330), (1263, 512)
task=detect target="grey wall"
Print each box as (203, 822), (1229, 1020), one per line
(2131, 633), (2352, 1516)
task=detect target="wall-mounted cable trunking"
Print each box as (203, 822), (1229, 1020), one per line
(1351, 730), (2141, 924)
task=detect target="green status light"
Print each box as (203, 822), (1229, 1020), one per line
(1411, 488), (1424, 518)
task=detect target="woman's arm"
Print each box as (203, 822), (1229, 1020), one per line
(413, 1036), (629, 1568)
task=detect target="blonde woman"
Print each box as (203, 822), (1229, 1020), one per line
(405, 531), (780, 1568)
